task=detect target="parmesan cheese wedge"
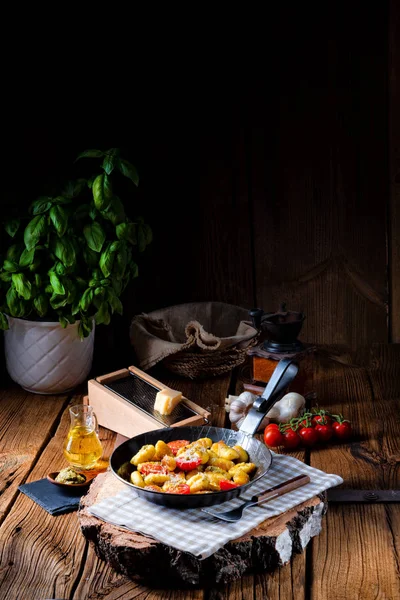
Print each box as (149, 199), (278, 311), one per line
(154, 388), (183, 416)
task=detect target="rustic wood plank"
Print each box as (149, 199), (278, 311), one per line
(309, 347), (400, 600)
(250, 7), (388, 349)
(0, 386), (68, 525)
(0, 394), (115, 600)
(311, 504), (400, 600)
(390, 0), (400, 342)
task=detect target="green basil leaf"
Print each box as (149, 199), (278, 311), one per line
(19, 248), (35, 268)
(66, 281), (77, 304)
(73, 203), (90, 221)
(3, 260), (19, 273)
(53, 195), (72, 205)
(143, 224), (153, 245)
(80, 288), (93, 312)
(113, 246), (127, 279)
(107, 288), (123, 315)
(49, 272), (65, 295)
(94, 286), (106, 299)
(87, 175), (95, 189)
(75, 149), (104, 161)
(71, 299), (81, 315)
(127, 223), (137, 245)
(116, 222), (128, 241)
(24, 215), (47, 250)
(0, 272), (12, 282)
(83, 246), (99, 269)
(78, 316), (93, 338)
(55, 261), (66, 275)
(117, 158), (139, 186)
(102, 149), (117, 175)
(52, 238), (76, 268)
(6, 244), (23, 262)
(33, 294), (48, 317)
(84, 221), (106, 253)
(6, 287), (20, 316)
(89, 204), (98, 220)
(50, 293), (68, 309)
(30, 197), (52, 215)
(29, 258), (41, 272)
(92, 268), (102, 281)
(92, 173), (113, 210)
(63, 314), (76, 325)
(61, 178), (86, 198)
(94, 300), (110, 325)
(5, 218), (20, 238)
(59, 315), (69, 328)
(132, 262), (139, 279)
(99, 243), (116, 278)
(50, 206), (68, 237)
(35, 274), (42, 287)
(0, 312), (9, 330)
(112, 278), (123, 296)
(106, 196), (125, 226)
(137, 223), (147, 252)
(12, 273), (32, 300)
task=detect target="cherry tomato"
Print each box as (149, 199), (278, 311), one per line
(265, 423), (280, 431)
(312, 415), (333, 426)
(282, 429), (301, 449)
(299, 427), (318, 447)
(167, 440), (190, 455)
(332, 421), (352, 440)
(165, 483), (191, 495)
(264, 428), (285, 447)
(175, 455), (202, 471)
(314, 424), (333, 442)
(219, 480), (239, 491)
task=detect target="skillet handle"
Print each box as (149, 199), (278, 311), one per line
(239, 358), (299, 435)
(251, 474), (310, 504)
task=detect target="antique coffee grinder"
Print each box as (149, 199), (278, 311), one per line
(247, 303), (315, 394)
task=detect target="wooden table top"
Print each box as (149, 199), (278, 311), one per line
(0, 344), (399, 600)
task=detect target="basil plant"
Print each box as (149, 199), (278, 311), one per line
(0, 149), (152, 338)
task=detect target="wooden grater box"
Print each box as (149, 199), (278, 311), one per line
(85, 365), (211, 439)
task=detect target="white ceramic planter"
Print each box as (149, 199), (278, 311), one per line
(4, 317), (95, 394)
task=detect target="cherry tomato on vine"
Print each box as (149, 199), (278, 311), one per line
(314, 424), (333, 442)
(312, 415), (333, 426)
(299, 427), (318, 447)
(264, 427), (285, 447)
(265, 423), (280, 431)
(332, 421), (352, 440)
(282, 429), (301, 450)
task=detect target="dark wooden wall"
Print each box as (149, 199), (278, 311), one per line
(1, 2), (399, 377)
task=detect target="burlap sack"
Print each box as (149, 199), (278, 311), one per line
(130, 302), (258, 371)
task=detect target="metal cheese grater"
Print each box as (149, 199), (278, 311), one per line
(100, 371), (199, 427)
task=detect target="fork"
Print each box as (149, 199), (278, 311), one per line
(202, 474), (311, 522)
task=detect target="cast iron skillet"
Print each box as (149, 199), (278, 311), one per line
(110, 358), (298, 508)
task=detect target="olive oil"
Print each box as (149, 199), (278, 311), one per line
(63, 425), (103, 469)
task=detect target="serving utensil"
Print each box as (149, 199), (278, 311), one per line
(202, 474), (310, 521)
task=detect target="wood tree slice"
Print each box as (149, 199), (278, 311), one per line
(79, 472), (326, 587)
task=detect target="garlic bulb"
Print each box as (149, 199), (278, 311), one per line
(226, 392), (270, 431)
(225, 390), (305, 431)
(266, 392), (305, 422)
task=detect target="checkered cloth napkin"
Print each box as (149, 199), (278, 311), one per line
(88, 452), (343, 559)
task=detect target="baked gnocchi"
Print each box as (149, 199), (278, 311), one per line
(126, 438), (256, 494)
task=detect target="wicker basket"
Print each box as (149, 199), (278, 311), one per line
(130, 302), (258, 378)
(163, 336), (258, 379)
